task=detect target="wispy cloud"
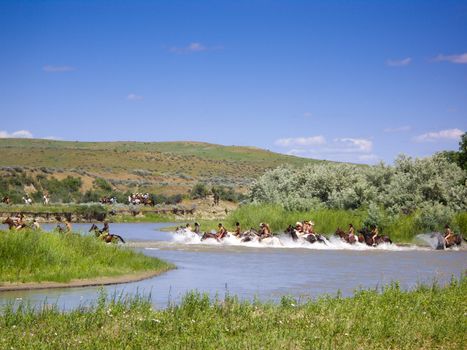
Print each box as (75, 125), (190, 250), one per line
(0, 130), (63, 140)
(384, 125), (411, 133)
(0, 130), (33, 138)
(43, 65), (76, 72)
(169, 42), (223, 54)
(275, 136), (326, 147)
(126, 93), (144, 101)
(414, 128), (463, 142)
(386, 57), (412, 67)
(277, 136), (377, 163)
(334, 138), (373, 153)
(433, 53), (467, 64)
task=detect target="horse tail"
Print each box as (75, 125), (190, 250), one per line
(114, 235), (125, 243)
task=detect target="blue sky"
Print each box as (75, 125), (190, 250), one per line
(0, 0), (466, 164)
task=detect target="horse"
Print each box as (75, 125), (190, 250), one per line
(2, 217), (28, 230)
(444, 233), (463, 248)
(1, 196), (11, 205)
(284, 225), (327, 244)
(335, 228), (357, 244)
(358, 227), (392, 246)
(89, 223), (125, 244)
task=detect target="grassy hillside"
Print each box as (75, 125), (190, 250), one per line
(0, 138), (321, 196)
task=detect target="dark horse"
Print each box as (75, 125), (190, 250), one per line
(2, 196), (11, 205)
(89, 223), (125, 244)
(335, 228), (357, 244)
(2, 217), (28, 230)
(357, 227), (392, 246)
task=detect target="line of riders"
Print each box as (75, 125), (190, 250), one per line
(2, 214), (125, 244)
(178, 220), (463, 248)
(2, 194), (50, 205)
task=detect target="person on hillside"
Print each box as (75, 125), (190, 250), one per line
(194, 222), (200, 235)
(371, 225), (379, 245)
(444, 224), (454, 245)
(216, 223), (227, 239)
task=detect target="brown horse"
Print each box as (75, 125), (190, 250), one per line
(335, 228), (357, 244)
(358, 227), (392, 246)
(1, 196), (11, 205)
(89, 223), (125, 243)
(2, 217), (28, 230)
(444, 234), (463, 248)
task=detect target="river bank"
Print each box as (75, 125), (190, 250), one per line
(1, 277), (465, 349)
(0, 229), (174, 286)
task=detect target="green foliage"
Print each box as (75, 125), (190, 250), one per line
(190, 182), (209, 199)
(75, 204), (108, 221)
(438, 131), (467, 170)
(0, 229), (173, 283)
(250, 154), (467, 217)
(93, 178), (112, 192)
(1, 277), (465, 349)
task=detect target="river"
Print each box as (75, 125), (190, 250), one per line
(0, 223), (465, 310)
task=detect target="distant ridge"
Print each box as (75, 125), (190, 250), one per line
(0, 138), (324, 194)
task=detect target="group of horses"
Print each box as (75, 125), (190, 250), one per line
(1, 216), (125, 244)
(128, 193), (154, 206)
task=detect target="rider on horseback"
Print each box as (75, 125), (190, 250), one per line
(444, 224), (454, 245)
(371, 225), (379, 246)
(216, 223), (227, 239)
(234, 222), (241, 237)
(348, 224), (355, 239)
(259, 223), (272, 239)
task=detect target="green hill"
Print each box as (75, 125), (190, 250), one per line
(0, 138), (322, 197)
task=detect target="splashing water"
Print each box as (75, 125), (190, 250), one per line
(415, 233), (446, 250)
(171, 229), (426, 251)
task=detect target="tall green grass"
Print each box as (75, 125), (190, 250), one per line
(1, 277), (465, 349)
(0, 229), (173, 283)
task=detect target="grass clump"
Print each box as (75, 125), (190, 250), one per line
(0, 229), (173, 283)
(1, 277), (465, 349)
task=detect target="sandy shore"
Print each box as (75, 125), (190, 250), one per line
(0, 269), (169, 292)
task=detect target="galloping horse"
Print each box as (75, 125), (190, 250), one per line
(358, 227), (392, 246)
(89, 223), (125, 244)
(2, 217), (28, 230)
(284, 225), (327, 244)
(335, 228), (357, 244)
(444, 233), (463, 248)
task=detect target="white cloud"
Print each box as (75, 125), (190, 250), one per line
(386, 57), (412, 67)
(414, 128), (464, 142)
(43, 65), (76, 72)
(126, 93), (143, 101)
(169, 42), (222, 54)
(433, 53), (467, 64)
(0, 130), (33, 138)
(275, 136), (326, 147)
(335, 138), (373, 153)
(384, 125), (411, 133)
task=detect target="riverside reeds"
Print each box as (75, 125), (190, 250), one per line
(1, 277), (465, 349)
(0, 229), (173, 283)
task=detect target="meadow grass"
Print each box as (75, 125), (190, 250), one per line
(1, 277), (465, 349)
(0, 229), (173, 283)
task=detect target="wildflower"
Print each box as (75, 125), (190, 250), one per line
(152, 319), (161, 323)
(344, 333), (349, 336)
(291, 303), (295, 307)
